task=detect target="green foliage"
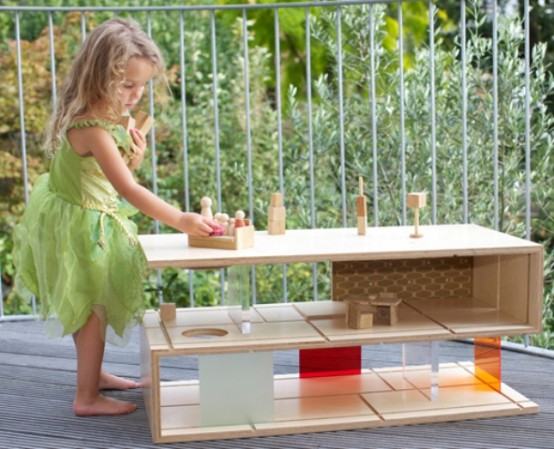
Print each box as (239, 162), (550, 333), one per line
(1, 2), (553, 349)
(284, 3), (554, 346)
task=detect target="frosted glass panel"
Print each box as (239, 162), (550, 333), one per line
(227, 264), (252, 334)
(199, 351), (274, 426)
(402, 341), (439, 401)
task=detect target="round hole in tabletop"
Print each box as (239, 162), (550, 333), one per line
(181, 328), (228, 339)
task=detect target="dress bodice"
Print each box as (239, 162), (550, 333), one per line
(47, 120), (134, 211)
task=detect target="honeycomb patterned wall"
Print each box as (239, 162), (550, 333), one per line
(332, 257), (473, 301)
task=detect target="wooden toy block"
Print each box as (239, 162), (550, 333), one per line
(370, 293), (402, 326)
(346, 300), (374, 329)
(270, 192), (283, 207)
(268, 220), (286, 235)
(188, 224), (255, 250)
(407, 192), (426, 208)
(268, 192), (286, 235)
(407, 191), (427, 238)
(119, 111), (155, 135)
(268, 206), (286, 221)
(119, 115), (136, 131)
(134, 110), (155, 135)
(159, 303), (176, 322)
(356, 177), (367, 236)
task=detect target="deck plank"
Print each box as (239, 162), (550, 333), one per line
(1, 320), (553, 449)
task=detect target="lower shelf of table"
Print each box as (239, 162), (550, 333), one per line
(154, 361), (538, 443)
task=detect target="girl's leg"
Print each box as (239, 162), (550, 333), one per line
(72, 312), (137, 416)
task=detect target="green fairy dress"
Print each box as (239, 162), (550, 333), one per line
(12, 120), (147, 345)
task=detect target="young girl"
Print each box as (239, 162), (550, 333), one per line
(12, 18), (220, 416)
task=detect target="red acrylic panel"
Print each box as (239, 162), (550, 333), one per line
(299, 346), (361, 378)
(474, 336), (502, 392)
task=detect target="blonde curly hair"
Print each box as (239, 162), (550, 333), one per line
(44, 18), (167, 155)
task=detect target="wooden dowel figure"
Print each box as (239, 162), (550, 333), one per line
(407, 192), (427, 238)
(200, 197), (213, 219)
(356, 176), (367, 236)
(235, 210), (246, 228)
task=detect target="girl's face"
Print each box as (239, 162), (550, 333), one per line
(118, 57), (155, 113)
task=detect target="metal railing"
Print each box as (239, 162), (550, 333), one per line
(0, 1), (536, 324)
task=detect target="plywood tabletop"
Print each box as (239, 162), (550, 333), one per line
(138, 224), (542, 269)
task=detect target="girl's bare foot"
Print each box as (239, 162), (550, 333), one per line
(73, 395), (137, 416)
(99, 371), (142, 390)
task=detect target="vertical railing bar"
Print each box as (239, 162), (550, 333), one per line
(492, 0), (499, 230)
(523, 0), (531, 241)
(210, 11), (222, 212)
(15, 12), (29, 205)
(274, 10), (284, 194)
(461, 0), (469, 224)
(305, 8), (315, 230)
(48, 12), (57, 111)
(335, 6), (347, 227)
(305, 7), (318, 301)
(146, 13), (159, 232)
(146, 13), (163, 305)
(522, 0), (530, 373)
(369, 5), (379, 226)
(80, 10), (86, 42)
(428, 0), (437, 224)
(209, 11), (225, 305)
(15, 11), (36, 317)
(178, 11), (195, 308)
(242, 9), (257, 305)
(242, 9), (254, 228)
(523, 0), (532, 348)
(398, 1), (406, 225)
(179, 11), (191, 214)
(274, 9), (288, 303)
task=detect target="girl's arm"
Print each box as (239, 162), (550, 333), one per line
(74, 126), (217, 236)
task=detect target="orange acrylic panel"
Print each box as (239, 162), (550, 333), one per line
(474, 336), (502, 391)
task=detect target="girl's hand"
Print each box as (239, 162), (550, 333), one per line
(177, 213), (222, 236)
(128, 128), (146, 170)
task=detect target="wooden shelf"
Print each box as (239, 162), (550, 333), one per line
(151, 366), (537, 443)
(139, 225), (543, 443)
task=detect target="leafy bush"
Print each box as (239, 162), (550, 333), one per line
(1, 2), (553, 348)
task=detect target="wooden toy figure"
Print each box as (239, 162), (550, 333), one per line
(200, 196), (213, 219)
(356, 176), (367, 236)
(235, 210), (246, 228)
(407, 192), (426, 238)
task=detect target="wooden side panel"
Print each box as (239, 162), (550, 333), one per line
(498, 254), (529, 322)
(472, 255), (499, 308)
(141, 328), (162, 443)
(527, 251), (544, 333)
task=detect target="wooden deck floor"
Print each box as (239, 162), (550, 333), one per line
(1, 319), (553, 449)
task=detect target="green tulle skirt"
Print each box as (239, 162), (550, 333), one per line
(12, 174), (148, 345)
